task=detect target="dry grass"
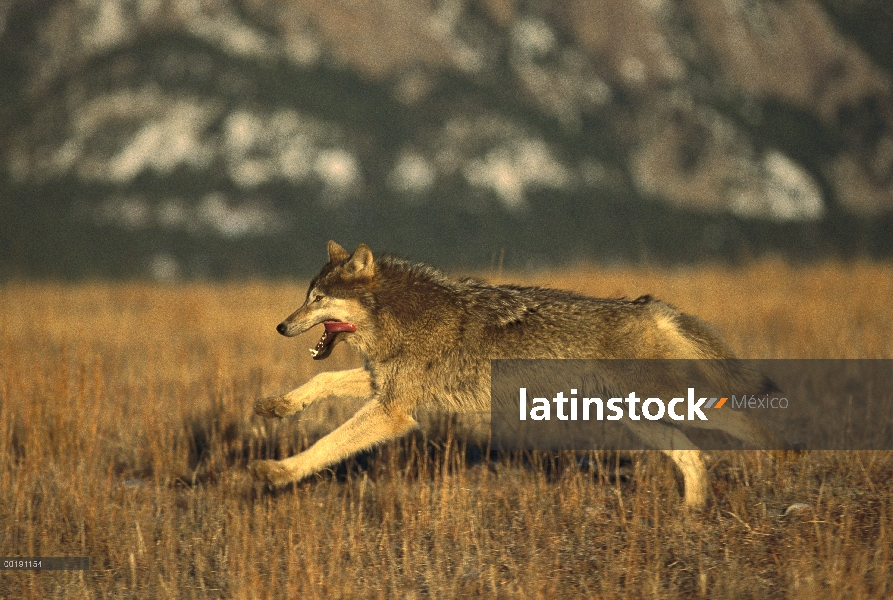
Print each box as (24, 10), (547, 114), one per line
(1, 260), (892, 598)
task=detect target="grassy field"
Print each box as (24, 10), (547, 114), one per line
(1, 260), (891, 598)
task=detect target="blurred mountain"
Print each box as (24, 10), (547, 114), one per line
(1, 0), (891, 278)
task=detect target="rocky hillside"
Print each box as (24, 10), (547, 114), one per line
(1, 0), (891, 278)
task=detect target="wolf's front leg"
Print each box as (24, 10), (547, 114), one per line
(249, 399), (418, 487)
(254, 368), (371, 418)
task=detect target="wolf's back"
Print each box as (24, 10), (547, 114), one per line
(369, 260), (767, 401)
(462, 284), (733, 362)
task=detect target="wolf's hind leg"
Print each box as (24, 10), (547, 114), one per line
(249, 399), (418, 487)
(254, 368), (371, 419)
(625, 420), (708, 510)
(663, 449), (708, 510)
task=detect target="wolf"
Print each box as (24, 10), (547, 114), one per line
(248, 241), (783, 508)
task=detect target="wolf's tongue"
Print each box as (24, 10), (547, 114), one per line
(324, 321), (357, 334)
(310, 321), (357, 359)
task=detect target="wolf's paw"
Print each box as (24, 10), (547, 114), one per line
(254, 395), (303, 419)
(248, 459), (296, 487)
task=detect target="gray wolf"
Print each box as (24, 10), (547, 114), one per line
(248, 241), (782, 508)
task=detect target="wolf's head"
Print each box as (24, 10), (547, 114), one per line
(277, 240), (376, 360)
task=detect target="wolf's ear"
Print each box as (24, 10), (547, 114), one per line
(345, 243), (374, 277)
(327, 240), (349, 263)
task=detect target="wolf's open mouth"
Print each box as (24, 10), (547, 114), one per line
(310, 321), (356, 360)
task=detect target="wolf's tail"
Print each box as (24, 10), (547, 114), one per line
(672, 312), (778, 395)
(694, 359), (777, 397)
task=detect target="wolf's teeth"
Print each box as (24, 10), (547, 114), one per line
(309, 348), (318, 357)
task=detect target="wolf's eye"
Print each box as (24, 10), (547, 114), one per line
(312, 294), (323, 303)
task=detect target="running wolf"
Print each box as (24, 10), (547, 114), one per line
(248, 241), (782, 508)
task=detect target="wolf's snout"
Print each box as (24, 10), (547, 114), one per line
(276, 322), (289, 335)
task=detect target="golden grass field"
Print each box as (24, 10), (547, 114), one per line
(1, 260), (892, 598)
